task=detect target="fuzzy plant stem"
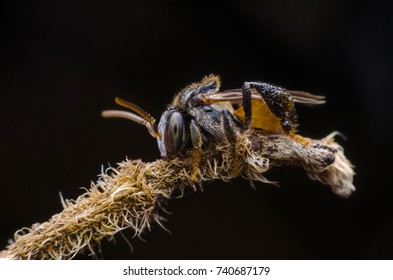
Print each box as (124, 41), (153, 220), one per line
(0, 132), (355, 259)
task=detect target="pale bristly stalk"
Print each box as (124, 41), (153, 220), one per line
(0, 132), (355, 259)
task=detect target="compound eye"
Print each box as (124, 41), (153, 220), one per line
(164, 111), (184, 154)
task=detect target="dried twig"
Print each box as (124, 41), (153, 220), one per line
(0, 131), (355, 259)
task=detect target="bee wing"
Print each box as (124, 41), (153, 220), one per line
(200, 89), (325, 106)
(287, 90), (325, 106)
(199, 89), (259, 105)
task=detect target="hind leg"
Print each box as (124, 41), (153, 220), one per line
(242, 82), (296, 134)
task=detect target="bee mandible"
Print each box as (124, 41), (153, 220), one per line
(102, 75), (325, 158)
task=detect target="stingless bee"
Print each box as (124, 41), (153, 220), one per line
(102, 75), (325, 158)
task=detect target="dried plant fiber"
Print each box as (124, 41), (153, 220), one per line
(0, 131), (355, 259)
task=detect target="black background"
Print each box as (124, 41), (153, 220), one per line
(1, 0), (393, 259)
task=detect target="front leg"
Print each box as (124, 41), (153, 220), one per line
(190, 119), (203, 181)
(242, 82), (296, 134)
(190, 119), (203, 150)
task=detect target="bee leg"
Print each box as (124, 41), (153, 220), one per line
(190, 119), (203, 181)
(222, 109), (239, 156)
(222, 109), (238, 146)
(190, 119), (203, 150)
(243, 82), (296, 134)
(241, 83), (252, 129)
(222, 109), (242, 174)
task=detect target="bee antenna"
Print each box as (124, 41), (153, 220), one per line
(115, 97), (156, 124)
(101, 98), (161, 139)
